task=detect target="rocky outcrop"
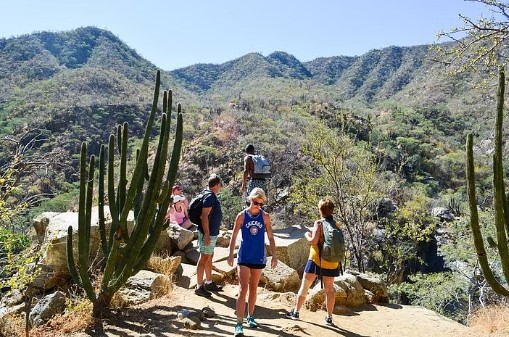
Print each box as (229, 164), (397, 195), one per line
(29, 291), (66, 327)
(0, 210), (390, 330)
(270, 225), (310, 274)
(111, 270), (172, 307)
(304, 271), (387, 311)
(260, 257), (300, 292)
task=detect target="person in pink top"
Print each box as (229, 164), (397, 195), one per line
(166, 194), (195, 229)
(172, 184), (189, 208)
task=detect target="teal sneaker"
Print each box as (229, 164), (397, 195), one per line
(246, 315), (258, 328)
(234, 322), (244, 336)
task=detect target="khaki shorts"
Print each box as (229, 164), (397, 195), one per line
(197, 232), (218, 255)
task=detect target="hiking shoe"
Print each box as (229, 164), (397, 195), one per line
(204, 281), (223, 292)
(194, 285), (212, 298)
(246, 315), (258, 328)
(234, 322), (244, 336)
(286, 309), (299, 320)
(325, 315), (334, 326)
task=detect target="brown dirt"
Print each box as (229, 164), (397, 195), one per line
(34, 284), (507, 337)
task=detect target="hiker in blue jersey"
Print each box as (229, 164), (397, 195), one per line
(286, 197), (340, 326)
(227, 187), (278, 337)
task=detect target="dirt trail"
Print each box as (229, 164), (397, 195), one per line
(60, 284), (506, 337)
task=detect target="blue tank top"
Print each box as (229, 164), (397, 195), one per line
(237, 209), (266, 265)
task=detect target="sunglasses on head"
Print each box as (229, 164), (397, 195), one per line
(252, 200), (264, 207)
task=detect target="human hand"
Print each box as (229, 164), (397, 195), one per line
(204, 233), (211, 246)
(227, 255), (234, 267)
(271, 256), (278, 269)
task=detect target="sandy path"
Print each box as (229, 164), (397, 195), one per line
(61, 284), (505, 337)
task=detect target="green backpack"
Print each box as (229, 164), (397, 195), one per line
(320, 218), (345, 263)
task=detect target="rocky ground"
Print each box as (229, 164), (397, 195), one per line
(50, 284), (506, 337)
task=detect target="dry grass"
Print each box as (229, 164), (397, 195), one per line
(468, 303), (509, 334)
(0, 298), (94, 337)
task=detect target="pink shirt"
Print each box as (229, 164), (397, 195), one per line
(169, 206), (186, 225)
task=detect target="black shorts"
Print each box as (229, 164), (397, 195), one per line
(238, 262), (266, 269)
(304, 259), (340, 277)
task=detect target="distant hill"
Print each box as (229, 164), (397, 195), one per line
(0, 26), (496, 215)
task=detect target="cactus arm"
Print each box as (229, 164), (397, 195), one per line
(133, 148), (150, 218)
(98, 145), (108, 258)
(467, 135), (509, 296)
(107, 135), (120, 246)
(118, 71), (161, 224)
(118, 112), (171, 278)
(467, 67), (509, 297)
(493, 68), (509, 281)
(66, 226), (82, 287)
(76, 143), (97, 302)
(101, 238), (120, 289)
(166, 108), (183, 186)
(84, 155), (95, 260)
(118, 123), (128, 231)
(163, 90), (168, 114)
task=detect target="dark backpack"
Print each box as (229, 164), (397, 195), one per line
(320, 219), (345, 263)
(187, 191), (212, 226)
(250, 154), (271, 179)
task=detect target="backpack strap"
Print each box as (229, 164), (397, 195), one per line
(317, 219), (324, 289)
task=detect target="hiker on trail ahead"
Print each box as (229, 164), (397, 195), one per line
(241, 144), (269, 200)
(286, 197), (341, 327)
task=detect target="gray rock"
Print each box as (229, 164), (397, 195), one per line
(29, 291), (66, 327)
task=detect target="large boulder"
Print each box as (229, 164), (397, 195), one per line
(111, 270), (172, 307)
(145, 255), (182, 276)
(166, 223), (195, 252)
(260, 257), (300, 292)
(305, 283), (346, 312)
(268, 225), (310, 274)
(351, 271), (389, 303)
(334, 273), (367, 307)
(31, 211), (100, 290)
(29, 291), (66, 327)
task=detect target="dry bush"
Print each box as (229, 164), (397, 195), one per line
(28, 298), (93, 337)
(0, 312), (25, 337)
(469, 303), (509, 334)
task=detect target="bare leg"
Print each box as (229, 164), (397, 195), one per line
(294, 272), (316, 311)
(236, 265), (251, 322)
(247, 268), (263, 315)
(196, 253), (212, 286)
(322, 275), (336, 317)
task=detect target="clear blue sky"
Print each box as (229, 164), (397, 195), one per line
(0, 0), (491, 71)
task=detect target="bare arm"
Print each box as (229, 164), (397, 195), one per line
(264, 212), (278, 269)
(201, 206), (212, 245)
(228, 212), (244, 266)
(241, 156), (254, 192)
(306, 220), (322, 245)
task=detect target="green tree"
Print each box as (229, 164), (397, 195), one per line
(435, 0), (509, 76)
(291, 122), (387, 272)
(375, 190), (436, 284)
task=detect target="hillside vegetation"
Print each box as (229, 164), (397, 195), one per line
(0, 26), (506, 324)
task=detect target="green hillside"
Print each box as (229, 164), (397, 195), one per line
(0, 26), (496, 209)
(1, 25), (505, 324)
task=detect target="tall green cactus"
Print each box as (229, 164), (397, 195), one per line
(466, 67), (509, 296)
(66, 70), (184, 316)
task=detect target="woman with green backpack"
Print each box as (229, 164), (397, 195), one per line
(286, 197), (341, 326)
